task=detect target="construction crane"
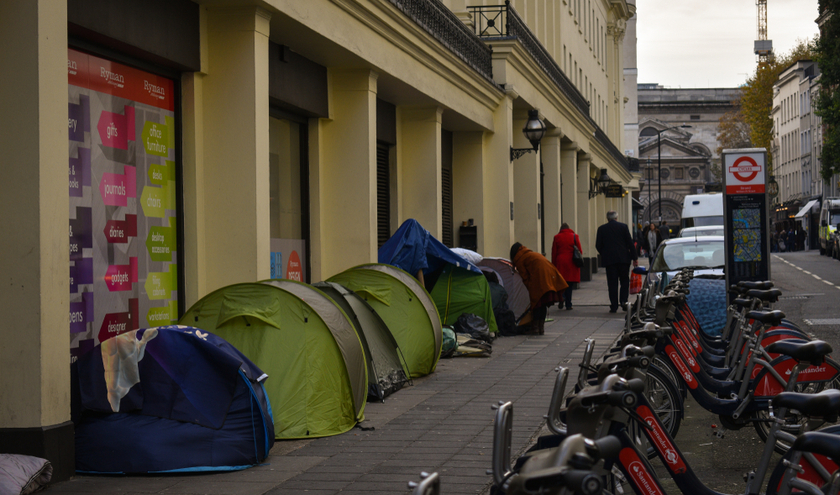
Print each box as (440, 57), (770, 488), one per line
(754, 0), (773, 62)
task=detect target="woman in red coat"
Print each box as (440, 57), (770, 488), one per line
(551, 223), (581, 310)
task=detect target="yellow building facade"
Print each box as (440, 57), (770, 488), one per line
(0, 0), (633, 479)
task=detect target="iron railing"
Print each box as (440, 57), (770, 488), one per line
(469, 3), (589, 116)
(469, 2), (628, 170)
(389, 0), (494, 82)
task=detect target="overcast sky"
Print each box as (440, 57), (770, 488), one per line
(635, 0), (821, 89)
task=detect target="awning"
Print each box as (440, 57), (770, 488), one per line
(795, 199), (819, 218)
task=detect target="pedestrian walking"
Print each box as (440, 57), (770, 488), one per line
(551, 223), (581, 310)
(595, 211), (639, 313)
(642, 223), (662, 265)
(787, 229), (797, 252)
(659, 220), (671, 240)
(634, 224), (644, 257)
(510, 242), (568, 334)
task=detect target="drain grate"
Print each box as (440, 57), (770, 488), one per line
(779, 296), (809, 300)
(803, 318), (840, 326)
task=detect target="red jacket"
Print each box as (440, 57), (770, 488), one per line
(552, 228), (582, 283)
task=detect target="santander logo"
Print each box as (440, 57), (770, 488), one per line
(638, 405), (687, 473)
(675, 338), (699, 371)
(667, 346), (697, 389)
(785, 366), (826, 376)
(619, 448), (665, 495)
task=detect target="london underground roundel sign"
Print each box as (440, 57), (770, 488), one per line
(724, 151), (765, 194)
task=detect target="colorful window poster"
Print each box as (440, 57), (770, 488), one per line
(69, 49), (179, 359)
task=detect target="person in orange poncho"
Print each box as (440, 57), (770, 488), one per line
(510, 242), (568, 335)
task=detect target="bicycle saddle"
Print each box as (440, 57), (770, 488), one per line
(732, 298), (754, 308)
(773, 389), (840, 420)
(765, 339), (832, 365)
(791, 431), (840, 461)
(746, 309), (785, 326)
(738, 280), (774, 290)
(746, 289), (780, 302)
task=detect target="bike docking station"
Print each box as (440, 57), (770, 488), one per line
(722, 148), (771, 305)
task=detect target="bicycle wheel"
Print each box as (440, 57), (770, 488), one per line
(653, 354), (686, 399)
(754, 374), (840, 455)
(764, 426), (840, 495)
(630, 364), (683, 457)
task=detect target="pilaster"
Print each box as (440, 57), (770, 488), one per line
(202, 6), (271, 290)
(317, 68), (378, 277)
(398, 106), (443, 236)
(0, 0), (74, 481)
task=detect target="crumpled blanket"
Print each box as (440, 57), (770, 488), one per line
(0, 454), (52, 494)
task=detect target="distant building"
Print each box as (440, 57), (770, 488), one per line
(771, 59), (823, 247)
(636, 86), (740, 226)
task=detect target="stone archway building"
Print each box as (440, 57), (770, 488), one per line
(636, 85), (740, 228)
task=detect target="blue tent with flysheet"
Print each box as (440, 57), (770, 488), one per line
(71, 325), (274, 474)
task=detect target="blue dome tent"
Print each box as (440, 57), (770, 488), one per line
(71, 325), (274, 474)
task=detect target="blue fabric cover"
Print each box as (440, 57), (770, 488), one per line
(378, 219), (480, 276)
(72, 326), (274, 473)
(686, 278), (727, 337)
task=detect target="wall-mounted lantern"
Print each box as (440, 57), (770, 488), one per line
(510, 109), (547, 161)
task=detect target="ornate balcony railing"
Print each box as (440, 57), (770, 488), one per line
(389, 0), (494, 82)
(469, 3), (589, 116)
(469, 2), (628, 170)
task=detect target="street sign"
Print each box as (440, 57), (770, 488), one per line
(722, 149), (770, 303)
(604, 184), (624, 198)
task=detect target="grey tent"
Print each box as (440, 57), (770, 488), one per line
(314, 282), (410, 401)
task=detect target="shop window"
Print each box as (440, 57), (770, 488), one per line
(269, 115), (309, 282)
(68, 49), (181, 358)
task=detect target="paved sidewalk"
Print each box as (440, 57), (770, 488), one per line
(45, 268), (627, 495)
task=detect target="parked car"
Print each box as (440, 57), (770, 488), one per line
(830, 230), (840, 260)
(646, 236), (725, 289)
(679, 226), (725, 238)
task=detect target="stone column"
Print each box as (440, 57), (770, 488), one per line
(316, 68), (378, 278)
(398, 106), (443, 237)
(594, 182), (606, 272)
(561, 144), (578, 229)
(541, 132), (563, 254)
(481, 93), (516, 258)
(453, 131), (486, 252)
(512, 111), (541, 252)
(202, 6), (271, 290)
(576, 153), (593, 281)
(0, 1), (74, 481)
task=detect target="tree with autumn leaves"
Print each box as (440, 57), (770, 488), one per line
(815, 0), (840, 180)
(717, 41), (814, 177)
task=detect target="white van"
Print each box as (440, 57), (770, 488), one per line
(680, 193), (724, 230)
(819, 198), (840, 255)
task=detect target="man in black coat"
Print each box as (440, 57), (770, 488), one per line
(595, 211), (639, 313)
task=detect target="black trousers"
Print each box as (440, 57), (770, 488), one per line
(605, 263), (630, 310)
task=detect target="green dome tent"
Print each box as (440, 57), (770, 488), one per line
(328, 264), (442, 379)
(314, 281), (410, 401)
(429, 264), (498, 334)
(179, 281), (367, 439)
